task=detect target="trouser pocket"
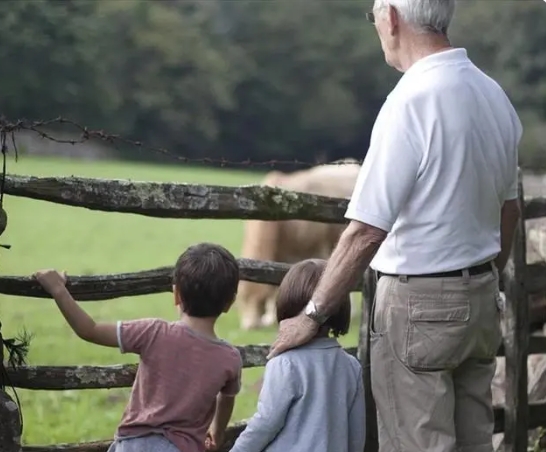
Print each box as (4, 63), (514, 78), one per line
(404, 294), (471, 371)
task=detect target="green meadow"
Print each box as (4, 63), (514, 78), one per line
(0, 156), (361, 446)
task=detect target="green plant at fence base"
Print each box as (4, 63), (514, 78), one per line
(529, 427), (546, 452)
(0, 326), (32, 373)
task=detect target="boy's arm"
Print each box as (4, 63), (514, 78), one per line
(229, 357), (299, 452)
(348, 369), (366, 452)
(208, 393), (236, 449)
(207, 355), (242, 449)
(34, 270), (118, 347)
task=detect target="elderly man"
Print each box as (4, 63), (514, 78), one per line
(267, 0), (522, 451)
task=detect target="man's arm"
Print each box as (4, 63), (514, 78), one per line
(207, 356), (242, 450)
(268, 105), (422, 358)
(320, 107), (422, 285)
(495, 199), (521, 274)
(311, 220), (386, 319)
(34, 270), (118, 347)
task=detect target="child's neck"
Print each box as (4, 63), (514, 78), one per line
(314, 326), (330, 339)
(180, 314), (218, 341)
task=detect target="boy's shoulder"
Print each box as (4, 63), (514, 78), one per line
(185, 331), (242, 370)
(119, 316), (166, 325)
(213, 338), (242, 360)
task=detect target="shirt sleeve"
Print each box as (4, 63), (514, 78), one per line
(348, 368), (366, 452)
(221, 349), (243, 397)
(117, 318), (163, 355)
(504, 162), (518, 201)
(504, 109), (522, 201)
(345, 104), (422, 233)
(504, 143), (520, 201)
(229, 356), (300, 452)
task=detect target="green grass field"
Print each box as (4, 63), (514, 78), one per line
(0, 156), (361, 446)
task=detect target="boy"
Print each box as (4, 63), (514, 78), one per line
(34, 242), (243, 452)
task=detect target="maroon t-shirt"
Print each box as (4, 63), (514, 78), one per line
(115, 318), (242, 452)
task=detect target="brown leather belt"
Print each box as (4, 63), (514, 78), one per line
(376, 261), (493, 280)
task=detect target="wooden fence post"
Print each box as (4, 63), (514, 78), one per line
(0, 326), (23, 452)
(503, 169), (530, 452)
(357, 268), (378, 452)
(0, 390), (21, 452)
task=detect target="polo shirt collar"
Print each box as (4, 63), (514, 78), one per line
(299, 337), (342, 350)
(404, 47), (469, 76)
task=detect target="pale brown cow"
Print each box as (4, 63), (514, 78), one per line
(237, 159), (361, 330)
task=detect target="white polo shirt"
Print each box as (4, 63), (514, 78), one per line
(345, 48), (522, 275)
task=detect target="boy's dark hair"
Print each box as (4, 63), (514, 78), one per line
(173, 243), (239, 318)
(276, 258), (350, 337)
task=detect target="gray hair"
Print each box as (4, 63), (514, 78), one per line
(374, 0), (455, 34)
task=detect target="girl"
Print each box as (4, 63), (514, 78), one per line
(230, 258), (365, 452)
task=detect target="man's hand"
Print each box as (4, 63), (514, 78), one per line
(34, 269), (68, 296)
(267, 312), (319, 359)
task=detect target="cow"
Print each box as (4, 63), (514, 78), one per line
(236, 159), (362, 330)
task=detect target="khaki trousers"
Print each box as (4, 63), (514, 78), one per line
(370, 267), (503, 452)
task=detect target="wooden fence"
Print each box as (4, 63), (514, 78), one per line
(0, 171), (546, 452)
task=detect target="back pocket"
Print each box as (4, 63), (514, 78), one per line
(405, 295), (470, 371)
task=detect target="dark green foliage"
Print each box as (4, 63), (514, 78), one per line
(0, 0), (544, 168)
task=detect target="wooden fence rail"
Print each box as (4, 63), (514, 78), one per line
(1, 259), (544, 301)
(5, 174), (546, 222)
(1, 170), (546, 452)
(4, 175), (350, 223)
(8, 336), (546, 391)
(15, 403), (546, 452)
(5, 346), (359, 390)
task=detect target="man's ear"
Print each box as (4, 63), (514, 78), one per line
(387, 4), (400, 36)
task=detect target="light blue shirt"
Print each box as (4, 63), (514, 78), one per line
(229, 337), (366, 452)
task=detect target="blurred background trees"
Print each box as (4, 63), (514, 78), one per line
(1, 0), (544, 169)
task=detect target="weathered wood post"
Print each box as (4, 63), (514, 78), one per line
(0, 390), (21, 452)
(0, 325), (23, 452)
(502, 169), (530, 452)
(357, 268), (378, 452)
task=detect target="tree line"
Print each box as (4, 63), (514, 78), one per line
(1, 0), (545, 169)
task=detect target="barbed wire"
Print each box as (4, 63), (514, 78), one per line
(0, 116), (363, 168)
